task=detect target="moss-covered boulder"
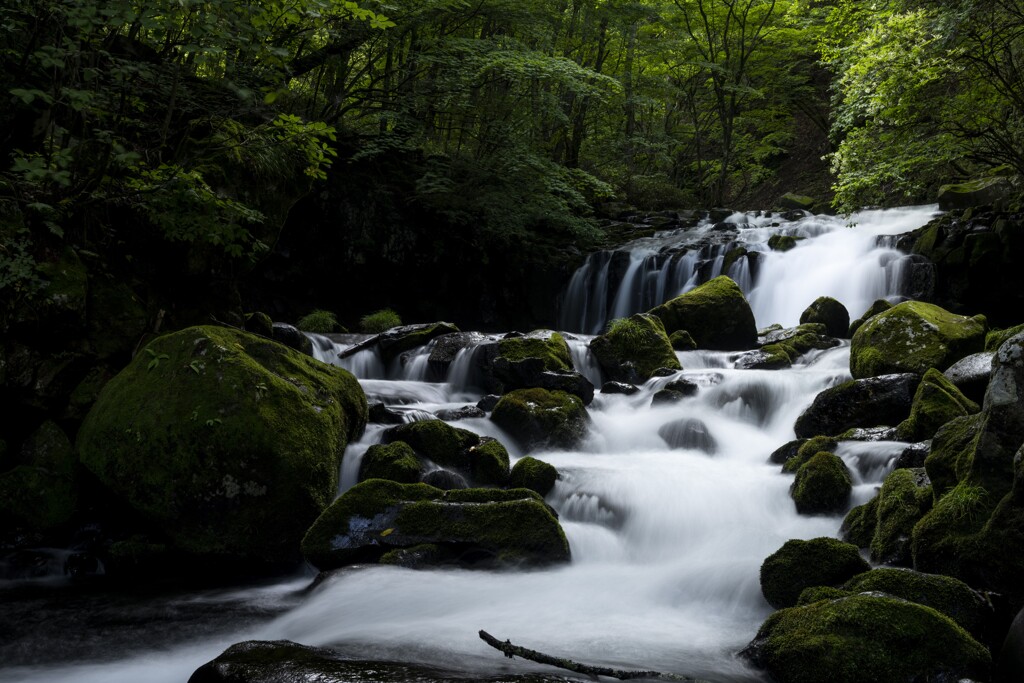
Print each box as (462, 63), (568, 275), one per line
(742, 594), (991, 683)
(301, 480), (570, 570)
(848, 299), (892, 338)
(781, 436), (838, 474)
(896, 368), (980, 442)
(589, 314), (680, 383)
(794, 374), (920, 439)
(938, 176), (1013, 210)
(790, 452), (852, 515)
(244, 312), (274, 337)
(767, 234), (803, 252)
(358, 441), (423, 484)
(757, 323), (841, 365)
(849, 301), (987, 379)
(987, 323), (1024, 352)
(271, 323), (314, 356)
(647, 276), (757, 350)
(509, 457), (558, 496)
(778, 193), (816, 211)
(799, 297), (850, 339)
(491, 388), (589, 451)
(870, 467), (933, 566)
(842, 568), (993, 643)
(658, 418), (717, 454)
(378, 322), (460, 363)
(479, 331), (593, 403)
(378, 420), (511, 487)
(759, 537), (870, 609)
(0, 421), (77, 533)
(77, 326), (367, 568)
(840, 495), (879, 548)
(943, 351), (994, 405)
(669, 330), (697, 351)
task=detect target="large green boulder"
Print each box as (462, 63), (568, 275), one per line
(301, 480), (570, 570)
(742, 594), (991, 683)
(647, 276), (757, 350)
(850, 301), (987, 379)
(77, 326), (367, 567)
(937, 176), (1013, 211)
(870, 467), (933, 566)
(0, 421), (77, 532)
(509, 456), (559, 496)
(491, 388), (589, 451)
(799, 297), (850, 339)
(589, 313), (680, 383)
(759, 537), (869, 609)
(358, 441), (422, 484)
(479, 331), (593, 403)
(848, 299), (892, 338)
(896, 368), (980, 442)
(781, 436), (838, 474)
(790, 452), (852, 515)
(378, 420), (510, 487)
(839, 495), (879, 549)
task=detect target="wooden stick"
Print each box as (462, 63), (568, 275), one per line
(477, 630), (713, 682)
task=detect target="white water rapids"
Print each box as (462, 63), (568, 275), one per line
(2, 206), (939, 683)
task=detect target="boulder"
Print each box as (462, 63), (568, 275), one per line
(426, 331), (485, 377)
(837, 426), (899, 442)
(358, 442), (422, 484)
(768, 438), (807, 467)
(895, 368), (980, 442)
(937, 176), (1014, 210)
(790, 452), (852, 515)
(759, 537), (869, 609)
(893, 440), (931, 469)
(742, 595), (990, 683)
(987, 323), (1024, 352)
(647, 276), (757, 350)
(380, 421), (510, 488)
(508, 457), (559, 496)
(434, 405), (486, 421)
(658, 418), (717, 454)
(767, 234), (802, 252)
(778, 192), (816, 211)
(794, 374), (920, 438)
(378, 322), (460, 363)
(243, 312), (274, 337)
(270, 322), (313, 356)
(301, 480), (570, 570)
(419, 469), (468, 490)
(734, 347), (791, 370)
(479, 331), (593, 403)
(943, 351), (994, 405)
(651, 389), (686, 405)
(781, 436), (838, 474)
(368, 402), (405, 424)
(799, 297), (850, 339)
(669, 330), (697, 351)
(491, 388), (589, 451)
(840, 496), (879, 548)
(589, 313), (680, 384)
(870, 467), (933, 566)
(77, 326), (367, 568)
(848, 299), (892, 337)
(601, 381), (639, 396)
(849, 301), (986, 379)
(757, 323), (840, 363)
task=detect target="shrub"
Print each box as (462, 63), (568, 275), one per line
(360, 308), (401, 333)
(296, 309), (338, 333)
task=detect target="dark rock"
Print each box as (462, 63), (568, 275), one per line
(651, 389), (686, 406)
(767, 234), (803, 252)
(943, 351), (994, 405)
(359, 441), (423, 484)
(664, 378), (699, 396)
(601, 381), (639, 395)
(589, 313), (680, 384)
(476, 394), (501, 412)
(427, 332), (487, 379)
(794, 373), (921, 438)
(420, 469), (469, 490)
(768, 439), (807, 466)
(648, 275), (757, 350)
(734, 348), (791, 370)
(0, 421), (77, 533)
(848, 299), (892, 337)
(998, 606), (1024, 683)
(790, 452), (852, 515)
(368, 402), (406, 424)
(800, 297), (850, 339)
(669, 330), (697, 350)
(895, 368), (979, 441)
(434, 405), (486, 421)
(893, 441), (931, 469)
(271, 323), (314, 356)
(938, 176), (1014, 210)
(244, 312), (274, 337)
(651, 367), (679, 377)
(759, 537), (870, 609)
(381, 421), (510, 487)
(781, 436), (838, 474)
(491, 388), (589, 451)
(378, 322), (460, 363)
(870, 467), (932, 566)
(508, 457), (558, 496)
(838, 426), (900, 441)
(658, 418), (717, 454)
(479, 331), (593, 403)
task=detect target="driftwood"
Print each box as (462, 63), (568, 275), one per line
(478, 630), (715, 682)
(337, 334), (381, 359)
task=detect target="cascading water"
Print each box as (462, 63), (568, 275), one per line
(1, 206), (940, 683)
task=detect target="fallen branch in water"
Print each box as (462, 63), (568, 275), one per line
(478, 630), (715, 682)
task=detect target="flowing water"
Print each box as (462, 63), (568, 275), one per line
(1, 206), (939, 683)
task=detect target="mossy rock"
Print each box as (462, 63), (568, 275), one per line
(938, 176), (1013, 210)
(759, 537), (870, 609)
(0, 421), (77, 533)
(794, 373), (920, 439)
(870, 467), (933, 566)
(840, 495), (879, 548)
(77, 326), (367, 568)
(896, 368), (980, 442)
(782, 436), (837, 474)
(244, 312), (274, 337)
(669, 330), (697, 351)
(842, 568), (993, 643)
(722, 247), (748, 273)
(790, 452), (852, 515)
(767, 234), (803, 252)
(848, 299), (892, 338)
(849, 301), (986, 379)
(922, 413), (983, 498)
(496, 331), (572, 371)
(742, 594), (991, 683)
(778, 193), (816, 211)
(483, 331), (592, 401)
(380, 420), (510, 487)
(986, 323), (1024, 352)
(589, 313), (680, 383)
(491, 388), (589, 451)
(509, 457), (558, 496)
(799, 297), (850, 339)
(301, 480), (570, 570)
(359, 441), (423, 484)
(647, 275), (757, 350)
(378, 322), (460, 363)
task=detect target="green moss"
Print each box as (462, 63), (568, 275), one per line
(244, 312), (274, 337)
(497, 332), (572, 371)
(77, 325), (368, 565)
(779, 193), (816, 211)
(360, 309), (401, 333)
(849, 301), (987, 379)
(379, 322), (460, 362)
(782, 436), (838, 474)
(381, 421), (510, 487)
(590, 313), (680, 383)
(296, 309), (339, 334)
(359, 442), (423, 484)
(647, 275), (757, 350)
(870, 468), (933, 566)
(509, 457), (558, 496)
(767, 234), (802, 252)
(759, 537), (870, 609)
(985, 323), (1024, 351)
(848, 299), (892, 337)
(796, 586), (852, 605)
(722, 247), (748, 273)
(491, 388), (589, 451)
(467, 438), (511, 487)
(791, 452), (852, 515)
(669, 330), (697, 351)
(746, 595), (990, 683)
(912, 480), (997, 579)
(839, 495), (879, 548)
(799, 297), (850, 339)
(896, 368), (980, 441)
(923, 414), (983, 497)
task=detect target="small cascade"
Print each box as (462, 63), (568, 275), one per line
(392, 343), (434, 382)
(566, 336), (603, 387)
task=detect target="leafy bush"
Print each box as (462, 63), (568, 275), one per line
(297, 309), (339, 333)
(360, 309), (401, 333)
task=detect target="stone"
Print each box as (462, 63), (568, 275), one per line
(658, 418), (717, 454)
(895, 368), (980, 442)
(778, 192), (816, 211)
(380, 421), (510, 487)
(271, 322), (313, 356)
(669, 330), (697, 350)
(589, 313), (680, 384)
(799, 297), (850, 339)
(647, 276), (757, 350)
(479, 331), (593, 403)
(490, 388), (590, 451)
(848, 299), (893, 337)
(359, 441), (423, 484)
(434, 405), (486, 421)
(759, 537), (870, 609)
(943, 351), (994, 405)
(794, 374), (921, 438)
(601, 381), (639, 395)
(870, 467), (932, 566)
(938, 176), (1014, 210)
(767, 234), (802, 252)
(790, 452), (852, 515)
(378, 322), (460, 363)
(508, 457), (558, 496)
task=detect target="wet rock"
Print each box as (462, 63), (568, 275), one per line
(651, 389), (686, 406)
(427, 331), (486, 377)
(243, 312), (274, 337)
(378, 322), (460, 363)
(850, 300), (987, 379)
(648, 275), (757, 350)
(368, 402), (406, 424)
(509, 457), (558, 496)
(589, 313), (680, 384)
(871, 467), (932, 566)
(479, 331), (593, 403)
(491, 388), (590, 451)
(848, 299), (892, 337)
(301, 480), (570, 570)
(271, 323), (314, 356)
(790, 452), (852, 515)
(658, 418), (717, 454)
(768, 439), (807, 466)
(476, 394), (501, 412)
(759, 537), (870, 609)
(664, 378), (699, 396)
(943, 351), (994, 405)
(420, 469), (469, 491)
(800, 296), (850, 339)
(359, 442), (422, 484)
(838, 426), (900, 441)
(840, 496), (879, 548)
(767, 234), (802, 252)
(893, 441), (931, 469)
(601, 381), (639, 395)
(669, 330), (697, 350)
(380, 421), (510, 487)
(434, 405), (486, 421)
(895, 368), (979, 441)
(794, 373), (921, 438)
(734, 348), (791, 370)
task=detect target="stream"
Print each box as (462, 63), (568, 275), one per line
(1, 206), (939, 683)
